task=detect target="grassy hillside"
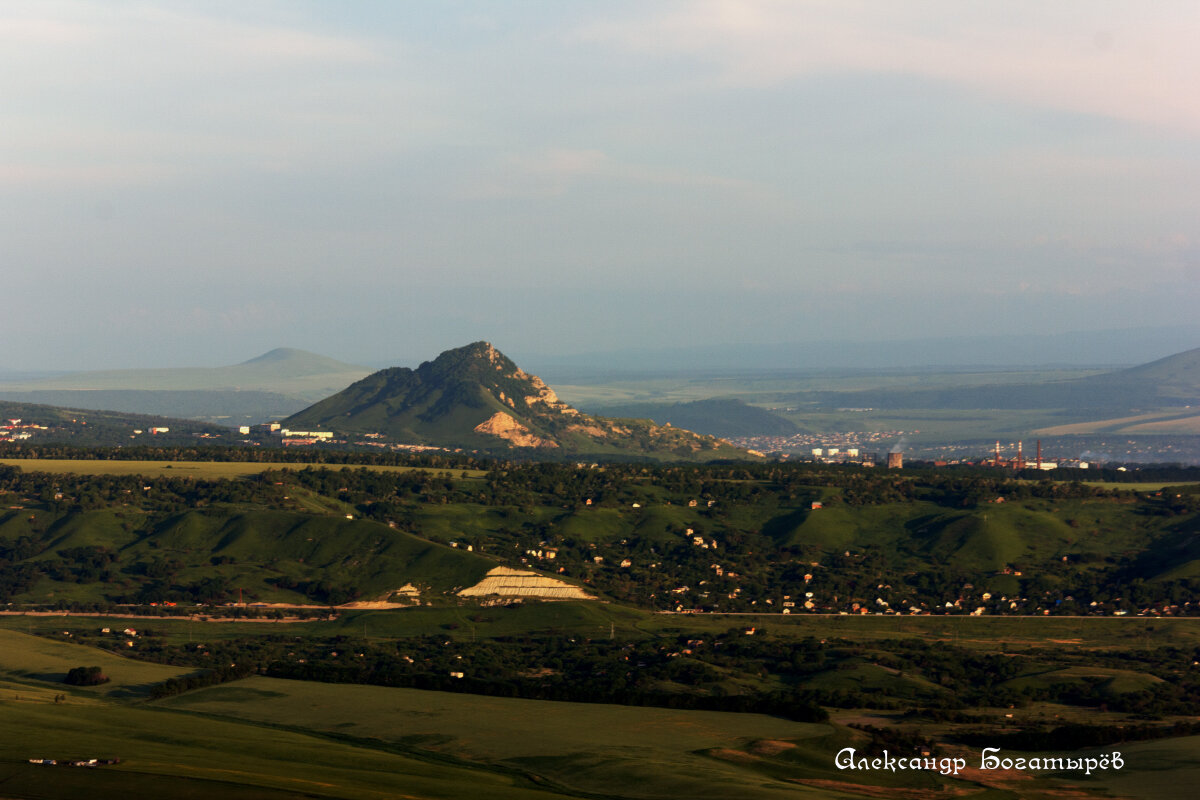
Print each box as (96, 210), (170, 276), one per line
(0, 506), (494, 606)
(0, 628), (190, 699)
(0, 694), (575, 800)
(161, 677), (832, 800)
(4, 456), (1199, 615)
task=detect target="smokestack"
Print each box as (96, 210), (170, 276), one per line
(1016, 441), (1023, 470)
(887, 452), (903, 469)
(995, 440), (1001, 467)
(1037, 440), (1042, 471)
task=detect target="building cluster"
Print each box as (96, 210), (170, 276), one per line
(727, 430), (911, 460)
(0, 418), (45, 442)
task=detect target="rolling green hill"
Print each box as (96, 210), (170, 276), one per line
(0, 506), (494, 606)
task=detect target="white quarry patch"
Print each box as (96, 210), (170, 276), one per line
(473, 411), (557, 448)
(458, 567), (595, 600)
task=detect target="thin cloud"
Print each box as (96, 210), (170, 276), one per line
(461, 147), (769, 199)
(576, 0), (1200, 134)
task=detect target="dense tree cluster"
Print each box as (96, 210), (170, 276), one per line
(63, 665), (109, 686)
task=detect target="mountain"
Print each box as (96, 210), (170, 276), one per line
(1089, 346), (1200, 402)
(0, 349), (373, 425)
(586, 399), (799, 438)
(0, 390), (305, 425)
(285, 342), (753, 460)
(798, 345), (1200, 411)
(0, 348), (370, 398)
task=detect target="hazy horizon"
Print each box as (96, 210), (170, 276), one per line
(4, 324), (1199, 378)
(4, 2), (1197, 371)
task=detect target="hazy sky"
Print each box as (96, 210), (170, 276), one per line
(4, 1), (1198, 369)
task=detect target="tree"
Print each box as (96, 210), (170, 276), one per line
(64, 665), (109, 686)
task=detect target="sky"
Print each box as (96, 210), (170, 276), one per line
(3, 0), (1198, 370)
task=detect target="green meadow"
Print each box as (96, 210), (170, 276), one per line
(161, 677), (834, 800)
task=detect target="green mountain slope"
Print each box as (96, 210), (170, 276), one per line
(286, 342), (754, 461)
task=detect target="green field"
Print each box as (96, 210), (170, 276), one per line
(5, 605), (1198, 651)
(161, 677), (836, 800)
(0, 693), (583, 800)
(4, 608), (1200, 798)
(0, 628), (191, 699)
(0, 459), (488, 479)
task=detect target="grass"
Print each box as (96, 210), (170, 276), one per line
(5, 607), (1200, 798)
(0, 507), (496, 605)
(0, 459), (488, 479)
(1075, 481), (1200, 491)
(800, 659), (949, 701)
(0, 628), (191, 700)
(0, 698), (578, 800)
(5, 605), (1199, 652)
(160, 676), (832, 800)
(1002, 665), (1164, 694)
(1086, 735), (1200, 800)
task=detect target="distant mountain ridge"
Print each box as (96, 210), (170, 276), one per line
(0, 390), (304, 424)
(0, 348), (370, 398)
(285, 342), (752, 460)
(0, 348), (373, 424)
(525, 325), (1200, 374)
(800, 345), (1200, 410)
